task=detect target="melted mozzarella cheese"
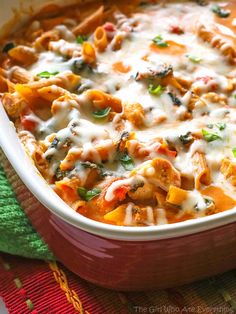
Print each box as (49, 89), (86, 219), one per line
(10, 0), (236, 226)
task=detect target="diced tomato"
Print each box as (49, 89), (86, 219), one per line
(196, 76), (218, 91)
(169, 25), (184, 35)
(122, 25), (132, 33)
(21, 115), (38, 132)
(210, 83), (218, 91)
(157, 145), (177, 158)
(167, 150), (177, 158)
(112, 61), (131, 73)
(196, 76), (213, 84)
(103, 22), (116, 32)
(114, 185), (130, 201)
(91, 178), (127, 211)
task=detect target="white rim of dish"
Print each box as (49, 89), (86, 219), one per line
(1, 105), (236, 241)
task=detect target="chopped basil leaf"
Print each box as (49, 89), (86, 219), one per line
(216, 122), (226, 131)
(179, 132), (193, 145)
(77, 187), (101, 201)
(50, 137), (59, 149)
(168, 92), (182, 106)
(211, 5), (230, 18)
(130, 181), (145, 192)
(85, 188), (101, 201)
(195, 0), (208, 6)
(116, 131), (130, 153)
(2, 42), (15, 53)
(45, 154), (53, 162)
(120, 131), (130, 143)
(187, 55), (202, 63)
(120, 152), (134, 171)
(194, 198), (214, 211)
(55, 168), (69, 181)
(72, 58), (86, 74)
(139, 1), (148, 6)
(148, 84), (165, 96)
(154, 64), (173, 78)
(93, 107), (111, 118)
(234, 94), (236, 99)
(64, 138), (72, 148)
(77, 187), (87, 200)
(232, 148), (236, 158)
(207, 123), (214, 129)
(76, 35), (88, 44)
(80, 161), (112, 178)
(77, 79), (92, 93)
(205, 198), (214, 206)
(202, 129), (222, 142)
(135, 64), (173, 81)
(80, 161), (101, 170)
(207, 123), (226, 130)
(152, 35), (169, 47)
(81, 161), (103, 172)
(37, 71), (59, 78)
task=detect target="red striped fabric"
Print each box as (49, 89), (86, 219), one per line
(0, 253), (129, 314)
(1, 252), (236, 314)
(0, 255), (78, 314)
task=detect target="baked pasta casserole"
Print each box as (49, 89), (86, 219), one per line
(1, 0), (236, 226)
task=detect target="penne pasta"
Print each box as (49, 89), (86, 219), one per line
(85, 89), (122, 112)
(166, 186), (188, 206)
(131, 158), (181, 192)
(0, 75), (8, 92)
(192, 152), (211, 190)
(19, 131), (49, 176)
(2, 93), (27, 118)
(9, 66), (32, 84)
(55, 178), (81, 204)
(197, 23), (236, 64)
(93, 26), (108, 52)
(8, 46), (38, 66)
(110, 32), (125, 51)
(1, 0), (236, 226)
(37, 85), (69, 102)
(72, 5), (104, 36)
(34, 30), (60, 50)
(123, 103), (145, 127)
(128, 183), (155, 201)
(221, 158), (236, 186)
(22, 72), (80, 92)
(82, 42), (96, 64)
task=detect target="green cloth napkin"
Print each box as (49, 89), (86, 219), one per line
(0, 164), (54, 260)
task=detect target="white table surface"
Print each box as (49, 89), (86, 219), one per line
(0, 298), (8, 314)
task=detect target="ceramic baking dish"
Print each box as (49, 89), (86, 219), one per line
(1, 0), (236, 291)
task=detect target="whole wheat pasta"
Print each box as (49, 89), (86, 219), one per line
(85, 89), (122, 112)
(8, 46), (38, 66)
(221, 158), (236, 186)
(192, 152), (211, 190)
(197, 23), (236, 64)
(19, 131), (49, 176)
(72, 5), (104, 36)
(82, 42), (96, 64)
(93, 26), (108, 52)
(1, 0), (236, 226)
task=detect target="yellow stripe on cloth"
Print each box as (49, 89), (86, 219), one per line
(48, 261), (89, 314)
